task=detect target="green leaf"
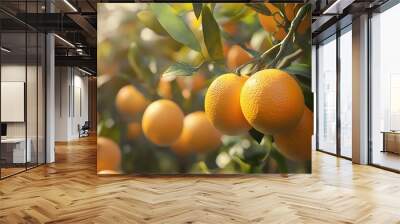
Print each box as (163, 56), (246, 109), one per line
(209, 3), (216, 12)
(283, 63), (311, 78)
(98, 121), (121, 144)
(162, 62), (199, 79)
(232, 156), (251, 173)
(137, 10), (168, 36)
(298, 80), (313, 111)
(150, 3), (201, 52)
(192, 3), (202, 19)
(237, 43), (260, 58)
(201, 5), (224, 60)
(245, 3), (272, 16)
(249, 128), (264, 144)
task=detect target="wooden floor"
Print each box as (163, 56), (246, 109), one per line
(1, 137), (400, 223)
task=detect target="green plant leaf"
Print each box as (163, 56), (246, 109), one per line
(201, 5), (224, 60)
(162, 62), (199, 79)
(282, 63), (311, 78)
(150, 3), (201, 52)
(192, 3), (202, 19)
(98, 120), (121, 144)
(209, 3), (216, 12)
(249, 128), (264, 144)
(245, 3), (272, 16)
(137, 10), (168, 36)
(298, 80), (313, 111)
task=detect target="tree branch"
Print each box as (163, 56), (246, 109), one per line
(276, 48), (303, 69)
(268, 3), (310, 68)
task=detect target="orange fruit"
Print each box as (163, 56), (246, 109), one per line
(274, 28), (287, 41)
(258, 4), (282, 33)
(298, 12), (311, 34)
(274, 107), (313, 161)
(258, 3), (310, 40)
(157, 78), (172, 99)
(205, 73), (251, 135)
(226, 45), (252, 71)
(177, 73), (206, 93)
(171, 111), (221, 155)
(97, 137), (121, 172)
(223, 43), (230, 57)
(192, 73), (206, 92)
(222, 21), (238, 36)
(115, 85), (148, 117)
(127, 122), (142, 140)
(98, 170), (122, 175)
(284, 3), (298, 21)
(142, 99), (184, 146)
(240, 69), (305, 134)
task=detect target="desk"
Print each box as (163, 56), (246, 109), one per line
(1, 138), (31, 163)
(382, 131), (400, 154)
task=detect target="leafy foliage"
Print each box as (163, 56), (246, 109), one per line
(201, 5), (224, 60)
(150, 3), (201, 52)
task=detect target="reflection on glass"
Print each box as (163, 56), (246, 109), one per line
(27, 31), (38, 169)
(340, 28), (352, 158)
(317, 36), (337, 154)
(38, 33), (46, 165)
(1, 31), (27, 177)
(371, 4), (400, 171)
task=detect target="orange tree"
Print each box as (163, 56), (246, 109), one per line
(97, 3), (312, 174)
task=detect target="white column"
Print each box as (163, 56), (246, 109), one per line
(352, 14), (369, 164)
(46, 32), (55, 163)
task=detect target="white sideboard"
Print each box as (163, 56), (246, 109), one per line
(1, 138), (32, 163)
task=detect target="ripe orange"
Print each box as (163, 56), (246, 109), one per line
(258, 3), (310, 40)
(171, 111), (221, 155)
(115, 85), (148, 117)
(284, 3), (298, 22)
(222, 21), (238, 36)
(258, 4), (282, 33)
(205, 73), (251, 135)
(177, 73), (206, 92)
(226, 45), (252, 71)
(223, 43), (230, 57)
(157, 78), (172, 99)
(274, 107), (313, 161)
(97, 137), (121, 172)
(142, 99), (184, 146)
(127, 122), (142, 140)
(297, 12), (311, 34)
(240, 69), (305, 134)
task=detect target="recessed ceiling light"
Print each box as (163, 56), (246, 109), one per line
(63, 0), (78, 12)
(1, 47), (11, 53)
(54, 34), (75, 48)
(78, 67), (93, 76)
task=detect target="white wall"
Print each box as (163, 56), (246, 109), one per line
(54, 67), (89, 141)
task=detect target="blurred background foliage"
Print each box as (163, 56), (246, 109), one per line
(97, 3), (312, 174)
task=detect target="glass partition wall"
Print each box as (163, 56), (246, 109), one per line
(0, 2), (46, 179)
(317, 35), (337, 155)
(316, 25), (353, 159)
(370, 3), (400, 171)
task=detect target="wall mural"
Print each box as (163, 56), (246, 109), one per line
(97, 3), (313, 175)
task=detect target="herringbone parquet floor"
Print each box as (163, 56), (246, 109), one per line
(1, 136), (400, 224)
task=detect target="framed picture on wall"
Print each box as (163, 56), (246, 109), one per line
(97, 2), (313, 175)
